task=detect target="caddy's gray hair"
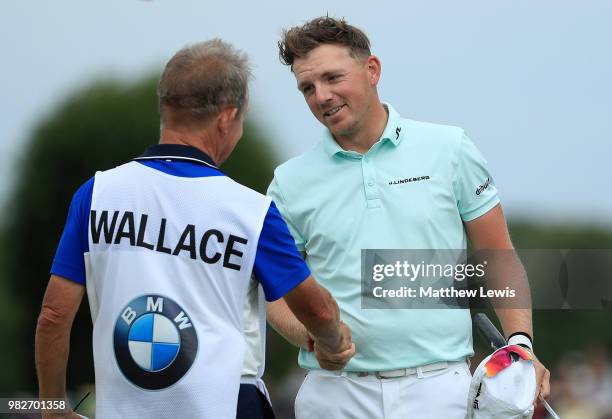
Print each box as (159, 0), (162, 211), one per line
(158, 39), (252, 121)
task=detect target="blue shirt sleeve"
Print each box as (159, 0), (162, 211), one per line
(50, 177), (95, 285)
(253, 201), (311, 302)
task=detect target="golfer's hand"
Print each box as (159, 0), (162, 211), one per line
(311, 321), (356, 370)
(533, 356), (551, 406)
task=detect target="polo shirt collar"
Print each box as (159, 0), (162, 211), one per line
(379, 103), (403, 146)
(322, 103), (403, 157)
(134, 144), (218, 168)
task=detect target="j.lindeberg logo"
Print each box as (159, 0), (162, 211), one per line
(395, 126), (401, 139)
(389, 175), (430, 185)
(476, 178), (491, 196)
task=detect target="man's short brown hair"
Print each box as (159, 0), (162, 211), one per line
(279, 17), (371, 68)
(158, 39), (251, 124)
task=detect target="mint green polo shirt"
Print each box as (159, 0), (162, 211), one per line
(267, 104), (500, 371)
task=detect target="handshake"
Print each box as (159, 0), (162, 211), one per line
(306, 321), (356, 371)
(270, 277), (356, 371)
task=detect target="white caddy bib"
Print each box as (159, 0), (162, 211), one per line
(84, 162), (270, 419)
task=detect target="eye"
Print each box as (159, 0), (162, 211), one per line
(302, 85), (314, 95)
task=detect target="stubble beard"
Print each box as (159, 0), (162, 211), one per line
(333, 118), (360, 138)
(331, 102), (370, 140)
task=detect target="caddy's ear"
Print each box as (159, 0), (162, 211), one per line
(216, 107), (240, 136)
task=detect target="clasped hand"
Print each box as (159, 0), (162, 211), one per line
(308, 321), (356, 371)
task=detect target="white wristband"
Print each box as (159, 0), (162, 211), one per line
(508, 334), (533, 350)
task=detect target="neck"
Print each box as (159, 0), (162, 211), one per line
(159, 127), (222, 165)
(334, 102), (388, 154)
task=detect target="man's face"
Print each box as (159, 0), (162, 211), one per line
(293, 44), (376, 138)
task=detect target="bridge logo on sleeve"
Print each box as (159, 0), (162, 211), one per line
(113, 295), (198, 390)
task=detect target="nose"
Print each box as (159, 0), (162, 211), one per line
(314, 83), (333, 106)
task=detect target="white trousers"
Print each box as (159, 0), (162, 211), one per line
(295, 361), (471, 419)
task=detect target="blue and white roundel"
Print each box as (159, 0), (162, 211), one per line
(127, 313), (180, 371)
(114, 295), (198, 390)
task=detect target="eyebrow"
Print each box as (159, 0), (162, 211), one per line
(297, 70), (342, 91)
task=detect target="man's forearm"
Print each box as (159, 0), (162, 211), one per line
(35, 312), (71, 398)
(279, 277), (344, 351)
(465, 206), (534, 341)
(495, 308), (532, 341)
(482, 248), (534, 339)
(294, 287), (342, 351)
(267, 298), (310, 348)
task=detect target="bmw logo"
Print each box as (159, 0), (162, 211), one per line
(113, 295), (198, 390)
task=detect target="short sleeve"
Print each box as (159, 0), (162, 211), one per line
(452, 133), (500, 221)
(252, 202), (311, 302)
(50, 177), (95, 285)
(266, 176), (306, 251)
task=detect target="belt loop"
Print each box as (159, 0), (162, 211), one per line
(416, 366), (424, 379)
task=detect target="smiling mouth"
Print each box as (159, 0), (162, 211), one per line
(323, 105), (345, 117)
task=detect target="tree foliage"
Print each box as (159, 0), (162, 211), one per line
(507, 221), (612, 364)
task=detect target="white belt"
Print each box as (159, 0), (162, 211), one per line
(240, 376), (259, 385)
(342, 360), (455, 379)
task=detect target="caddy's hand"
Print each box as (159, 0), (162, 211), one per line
(310, 321), (356, 371)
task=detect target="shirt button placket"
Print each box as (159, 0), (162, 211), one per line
(362, 155), (381, 209)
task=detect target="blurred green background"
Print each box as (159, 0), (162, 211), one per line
(1, 75), (611, 419)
